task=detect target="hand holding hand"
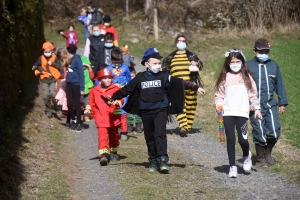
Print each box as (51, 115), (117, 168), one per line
(254, 109), (262, 119)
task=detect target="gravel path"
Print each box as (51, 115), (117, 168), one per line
(71, 48), (300, 199)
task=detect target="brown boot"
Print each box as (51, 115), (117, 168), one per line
(255, 144), (268, 167)
(265, 139), (276, 166)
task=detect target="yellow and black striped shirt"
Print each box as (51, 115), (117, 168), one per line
(169, 54), (191, 81)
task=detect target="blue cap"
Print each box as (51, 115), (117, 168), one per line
(141, 47), (163, 66)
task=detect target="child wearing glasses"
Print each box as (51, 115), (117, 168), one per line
(106, 48), (132, 141)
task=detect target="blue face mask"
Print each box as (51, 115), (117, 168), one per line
(88, 9), (94, 13)
(256, 54), (269, 62)
(176, 42), (186, 50)
(93, 31), (101, 37)
(105, 43), (113, 48)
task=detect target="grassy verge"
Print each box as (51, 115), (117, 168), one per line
(16, 86), (80, 199)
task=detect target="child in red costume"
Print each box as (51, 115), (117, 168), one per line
(84, 68), (124, 166)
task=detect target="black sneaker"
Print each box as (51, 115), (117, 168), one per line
(46, 111), (52, 118)
(136, 123), (143, 133)
(110, 153), (120, 162)
(149, 159), (158, 172)
(128, 124), (134, 133)
(100, 154), (109, 166)
(65, 123), (71, 129)
(158, 156), (169, 172)
(70, 121), (77, 131)
(74, 124), (84, 132)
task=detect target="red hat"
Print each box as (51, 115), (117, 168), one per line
(41, 42), (54, 51)
(95, 68), (113, 80)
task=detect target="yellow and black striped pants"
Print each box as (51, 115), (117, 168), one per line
(176, 90), (197, 132)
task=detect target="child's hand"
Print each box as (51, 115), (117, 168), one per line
(215, 105), (223, 114)
(249, 105), (255, 111)
(60, 32), (64, 35)
(279, 105), (286, 114)
(86, 64), (92, 69)
(80, 91), (84, 95)
(47, 61), (52, 65)
(254, 110), (262, 119)
(197, 88), (206, 95)
(84, 109), (90, 114)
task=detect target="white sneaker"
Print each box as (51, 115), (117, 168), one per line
(228, 166), (237, 178)
(243, 151), (252, 172)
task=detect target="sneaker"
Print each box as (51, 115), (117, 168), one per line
(74, 124), (84, 132)
(56, 110), (62, 119)
(128, 124), (134, 133)
(136, 123), (143, 133)
(120, 134), (128, 141)
(100, 154), (109, 166)
(65, 123), (71, 129)
(149, 159), (158, 172)
(110, 153), (120, 162)
(158, 156), (169, 172)
(179, 127), (188, 137)
(228, 166), (238, 178)
(46, 111), (52, 118)
(84, 115), (90, 122)
(243, 151), (252, 172)
(70, 121), (76, 131)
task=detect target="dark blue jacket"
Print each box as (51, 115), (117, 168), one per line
(247, 57), (288, 109)
(66, 54), (85, 92)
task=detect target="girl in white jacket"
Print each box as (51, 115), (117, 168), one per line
(215, 49), (262, 178)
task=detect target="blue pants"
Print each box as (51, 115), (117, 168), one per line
(249, 105), (280, 146)
(84, 26), (90, 41)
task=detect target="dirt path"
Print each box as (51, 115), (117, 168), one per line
(70, 49), (300, 199)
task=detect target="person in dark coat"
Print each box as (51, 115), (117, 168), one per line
(109, 47), (206, 173)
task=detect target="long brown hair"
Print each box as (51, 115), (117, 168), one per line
(215, 49), (254, 91)
(57, 48), (71, 67)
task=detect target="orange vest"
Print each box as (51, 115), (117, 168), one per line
(34, 54), (61, 80)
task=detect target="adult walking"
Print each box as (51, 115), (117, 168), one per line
(162, 34), (204, 137)
(84, 24), (106, 76)
(87, 2), (103, 24)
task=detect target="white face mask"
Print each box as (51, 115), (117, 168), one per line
(104, 23), (110, 27)
(229, 63), (242, 72)
(44, 52), (52, 57)
(148, 64), (161, 73)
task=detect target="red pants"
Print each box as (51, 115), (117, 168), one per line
(98, 126), (120, 156)
(120, 113), (128, 133)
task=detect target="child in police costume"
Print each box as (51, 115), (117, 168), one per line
(109, 47), (206, 173)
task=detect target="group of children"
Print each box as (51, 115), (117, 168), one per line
(34, 36), (288, 177)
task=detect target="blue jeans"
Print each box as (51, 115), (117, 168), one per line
(84, 26), (90, 41)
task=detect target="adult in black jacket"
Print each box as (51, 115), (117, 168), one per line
(87, 3), (103, 24)
(84, 24), (105, 76)
(110, 47), (206, 173)
(162, 34), (204, 137)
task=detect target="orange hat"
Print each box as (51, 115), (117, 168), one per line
(41, 42), (54, 51)
(95, 68), (113, 80)
(121, 45), (129, 53)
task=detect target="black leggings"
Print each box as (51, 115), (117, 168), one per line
(224, 116), (249, 166)
(66, 83), (82, 124)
